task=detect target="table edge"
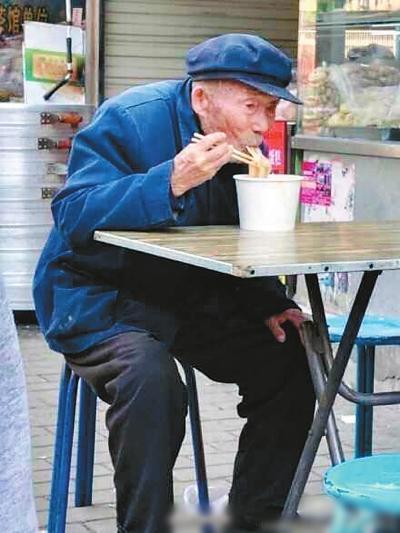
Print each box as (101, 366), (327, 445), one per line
(94, 230), (400, 278)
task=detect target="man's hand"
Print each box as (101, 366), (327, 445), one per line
(265, 308), (306, 343)
(170, 132), (233, 197)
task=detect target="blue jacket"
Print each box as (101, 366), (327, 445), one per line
(33, 78), (298, 354)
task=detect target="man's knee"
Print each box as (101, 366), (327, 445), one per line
(108, 333), (187, 408)
(236, 322), (313, 417)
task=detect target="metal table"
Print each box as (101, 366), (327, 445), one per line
(94, 220), (400, 516)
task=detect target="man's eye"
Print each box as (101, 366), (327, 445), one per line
(245, 103), (256, 110)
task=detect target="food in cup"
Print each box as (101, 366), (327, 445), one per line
(233, 174), (303, 231)
(245, 146), (272, 177)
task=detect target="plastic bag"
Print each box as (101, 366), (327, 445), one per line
(0, 35), (24, 101)
(183, 482), (229, 515)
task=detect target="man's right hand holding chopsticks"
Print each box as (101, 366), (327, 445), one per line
(170, 132), (233, 197)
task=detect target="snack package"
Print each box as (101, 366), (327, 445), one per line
(329, 59), (400, 128)
(302, 45), (400, 132)
(302, 62), (340, 133)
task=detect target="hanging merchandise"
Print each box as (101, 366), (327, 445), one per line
(23, 21), (85, 104)
(0, 0), (85, 102)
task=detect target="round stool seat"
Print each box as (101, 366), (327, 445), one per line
(327, 314), (400, 346)
(324, 454), (400, 515)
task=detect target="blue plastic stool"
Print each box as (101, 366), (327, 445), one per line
(324, 454), (400, 533)
(327, 314), (400, 458)
(48, 363), (210, 533)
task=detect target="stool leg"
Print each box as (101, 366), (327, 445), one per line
(183, 365), (210, 515)
(330, 504), (375, 533)
(54, 372), (79, 533)
(75, 380), (97, 507)
(363, 346), (375, 456)
(48, 365), (71, 532)
(355, 346), (375, 458)
(355, 346), (366, 458)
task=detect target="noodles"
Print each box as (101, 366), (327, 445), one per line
(246, 147), (272, 177)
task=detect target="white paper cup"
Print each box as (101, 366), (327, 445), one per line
(233, 174), (303, 231)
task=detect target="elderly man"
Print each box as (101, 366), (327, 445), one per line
(34, 34), (314, 532)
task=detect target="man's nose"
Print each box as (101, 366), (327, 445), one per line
(253, 110), (276, 134)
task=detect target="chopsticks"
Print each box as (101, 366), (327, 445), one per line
(191, 132), (253, 165)
(191, 132), (272, 177)
(246, 146), (263, 159)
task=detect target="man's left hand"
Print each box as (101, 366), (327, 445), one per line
(265, 308), (306, 343)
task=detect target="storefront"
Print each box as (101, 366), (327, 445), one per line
(0, 0), (300, 310)
(293, 0), (400, 378)
(0, 0), (95, 310)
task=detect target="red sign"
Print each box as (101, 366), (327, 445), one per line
(263, 121), (287, 174)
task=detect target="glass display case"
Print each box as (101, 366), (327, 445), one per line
(293, 1), (400, 380)
(297, 0), (400, 140)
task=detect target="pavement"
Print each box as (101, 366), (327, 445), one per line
(18, 323), (400, 533)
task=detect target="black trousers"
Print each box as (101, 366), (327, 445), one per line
(65, 313), (315, 533)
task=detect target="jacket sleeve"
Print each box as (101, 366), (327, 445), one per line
(235, 276), (301, 321)
(51, 102), (178, 248)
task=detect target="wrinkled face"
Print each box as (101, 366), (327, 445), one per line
(191, 80), (279, 151)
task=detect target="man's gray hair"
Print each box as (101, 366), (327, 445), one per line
(192, 79), (263, 98)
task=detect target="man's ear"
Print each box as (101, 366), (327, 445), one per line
(191, 85), (210, 116)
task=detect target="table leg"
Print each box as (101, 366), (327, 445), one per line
(301, 321), (344, 466)
(282, 270), (380, 518)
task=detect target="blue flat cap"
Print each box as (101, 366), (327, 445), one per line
(186, 33), (301, 104)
